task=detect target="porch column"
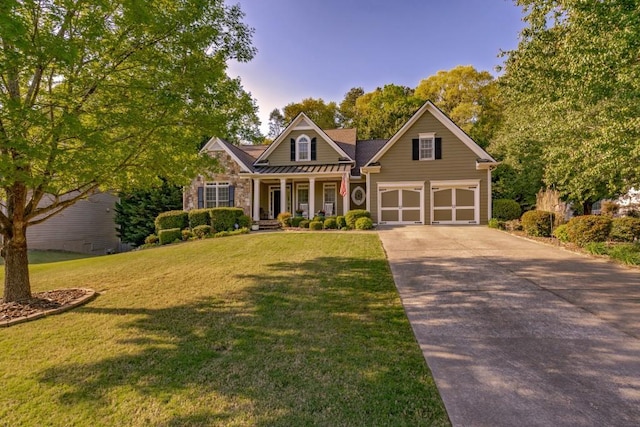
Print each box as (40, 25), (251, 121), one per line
(342, 174), (350, 215)
(253, 178), (260, 221)
(308, 177), (316, 218)
(280, 178), (287, 215)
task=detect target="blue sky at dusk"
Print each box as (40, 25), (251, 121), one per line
(226, 1), (525, 134)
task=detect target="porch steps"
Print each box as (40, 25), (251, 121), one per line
(256, 220), (281, 230)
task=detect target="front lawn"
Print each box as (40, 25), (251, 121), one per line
(0, 233), (449, 426)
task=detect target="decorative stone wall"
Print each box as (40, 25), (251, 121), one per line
(183, 151), (252, 215)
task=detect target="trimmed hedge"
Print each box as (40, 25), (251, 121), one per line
(521, 210), (555, 237)
(144, 234), (158, 245)
(210, 207), (244, 232)
(610, 217), (640, 242)
(238, 214), (252, 229)
(309, 220), (324, 230)
(355, 217), (374, 230)
(158, 228), (182, 245)
(299, 220), (310, 229)
(188, 209), (211, 228)
(345, 209), (371, 229)
(277, 212), (292, 227)
(324, 217), (338, 229)
(193, 224), (212, 238)
(566, 215), (612, 246)
(336, 215), (347, 229)
(155, 210), (188, 232)
(290, 216), (304, 227)
(493, 199), (521, 221)
(552, 223), (570, 242)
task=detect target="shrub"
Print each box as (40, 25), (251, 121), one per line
(238, 214), (252, 229)
(181, 229), (194, 240)
(608, 243), (640, 265)
(336, 215), (347, 229)
(188, 209), (211, 228)
(144, 234), (159, 245)
(504, 219), (523, 232)
(210, 207), (244, 232)
(193, 224), (212, 239)
(299, 220), (310, 229)
(584, 242), (609, 255)
(553, 224), (570, 242)
(493, 199), (521, 221)
(488, 218), (503, 229)
(566, 215), (612, 246)
(610, 217), (640, 242)
(309, 221), (324, 230)
(155, 210), (188, 232)
(312, 215), (324, 222)
(355, 217), (374, 230)
(277, 212), (292, 227)
(345, 209), (371, 229)
(601, 201), (619, 216)
(521, 210), (555, 237)
(324, 217), (338, 229)
(290, 216), (304, 227)
(158, 228), (182, 245)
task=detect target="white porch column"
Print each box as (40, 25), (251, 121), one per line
(253, 178), (261, 221)
(342, 174), (350, 215)
(308, 177), (316, 218)
(280, 178), (287, 215)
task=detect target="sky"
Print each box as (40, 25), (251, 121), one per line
(226, 0), (526, 134)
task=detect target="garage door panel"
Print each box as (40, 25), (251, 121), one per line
(402, 190), (421, 207)
(433, 189), (452, 206)
(381, 210), (399, 222)
(381, 190), (398, 207)
(456, 188), (475, 207)
(378, 184), (424, 224)
(456, 209), (475, 221)
(433, 210), (452, 222)
(431, 182), (479, 225)
(402, 209), (421, 222)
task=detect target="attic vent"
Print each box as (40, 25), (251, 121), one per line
(295, 118), (312, 129)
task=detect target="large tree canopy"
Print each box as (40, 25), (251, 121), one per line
(281, 97), (338, 130)
(492, 0), (640, 211)
(0, 0), (259, 301)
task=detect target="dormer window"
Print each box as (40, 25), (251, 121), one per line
(418, 132), (435, 160)
(297, 135), (310, 161)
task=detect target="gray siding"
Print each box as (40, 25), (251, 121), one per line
(267, 130), (345, 165)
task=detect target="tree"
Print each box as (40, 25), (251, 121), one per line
(0, 0), (258, 302)
(267, 108), (285, 138)
(115, 181), (183, 247)
(337, 87), (364, 128)
(282, 98), (338, 129)
(353, 85), (422, 139)
(494, 0), (640, 212)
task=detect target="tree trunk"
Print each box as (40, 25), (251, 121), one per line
(2, 223), (31, 302)
(583, 201), (593, 215)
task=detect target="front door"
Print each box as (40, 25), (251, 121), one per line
(272, 189), (281, 219)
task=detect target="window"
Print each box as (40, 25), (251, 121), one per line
(418, 132), (436, 160)
(297, 135), (310, 161)
(204, 182), (230, 208)
(323, 183), (336, 215)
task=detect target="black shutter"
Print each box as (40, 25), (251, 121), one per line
(290, 138), (296, 161)
(311, 137), (317, 161)
(228, 185), (235, 206)
(412, 138), (419, 160)
(197, 187), (204, 208)
(435, 137), (442, 159)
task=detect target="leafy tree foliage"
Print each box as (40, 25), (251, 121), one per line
(0, 0), (258, 301)
(267, 108), (285, 139)
(115, 181), (183, 247)
(282, 98), (338, 129)
(493, 0), (640, 212)
(337, 87), (364, 128)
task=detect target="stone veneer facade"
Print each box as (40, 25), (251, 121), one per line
(183, 151), (252, 214)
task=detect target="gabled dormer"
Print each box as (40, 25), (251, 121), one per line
(255, 113), (353, 166)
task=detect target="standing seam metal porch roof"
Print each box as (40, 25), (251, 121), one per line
(253, 164), (352, 174)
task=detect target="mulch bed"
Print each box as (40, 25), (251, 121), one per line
(1, 288), (92, 323)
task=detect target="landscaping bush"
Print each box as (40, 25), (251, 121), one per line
(521, 210), (555, 237)
(144, 234), (158, 245)
(210, 207), (244, 232)
(277, 211), (292, 227)
(355, 217), (374, 230)
(324, 217), (338, 229)
(488, 218), (503, 229)
(299, 220), (310, 229)
(610, 217), (640, 242)
(608, 243), (640, 265)
(290, 216), (304, 227)
(155, 210), (188, 232)
(601, 201), (619, 216)
(158, 228), (182, 245)
(345, 209), (371, 229)
(309, 220), (324, 230)
(181, 229), (194, 241)
(493, 199), (521, 221)
(237, 214), (252, 229)
(566, 215), (612, 246)
(312, 215), (324, 222)
(193, 224), (212, 239)
(584, 242), (609, 255)
(188, 209), (211, 228)
(504, 219), (523, 232)
(336, 215), (347, 229)
(553, 223), (570, 242)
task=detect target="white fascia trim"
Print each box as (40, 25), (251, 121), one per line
(430, 179), (481, 187)
(255, 112), (352, 163)
(200, 137), (252, 173)
(487, 168), (492, 220)
(377, 181), (425, 188)
(369, 101), (497, 164)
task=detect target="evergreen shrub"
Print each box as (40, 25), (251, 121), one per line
(521, 210), (555, 237)
(155, 210), (188, 232)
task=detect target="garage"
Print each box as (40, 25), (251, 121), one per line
(430, 180), (480, 224)
(378, 182), (424, 224)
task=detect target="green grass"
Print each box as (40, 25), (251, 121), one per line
(584, 242), (640, 265)
(0, 233), (449, 426)
(0, 250), (96, 265)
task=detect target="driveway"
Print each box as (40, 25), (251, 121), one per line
(378, 226), (640, 427)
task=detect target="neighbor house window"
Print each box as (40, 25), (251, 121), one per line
(297, 135), (310, 161)
(205, 182), (229, 207)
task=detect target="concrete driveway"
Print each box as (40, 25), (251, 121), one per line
(378, 226), (640, 427)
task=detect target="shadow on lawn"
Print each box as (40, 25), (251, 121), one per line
(37, 256), (449, 426)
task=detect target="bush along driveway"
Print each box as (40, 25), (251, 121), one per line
(379, 225), (640, 427)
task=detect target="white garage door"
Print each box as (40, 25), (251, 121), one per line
(378, 182), (424, 225)
(431, 180), (480, 225)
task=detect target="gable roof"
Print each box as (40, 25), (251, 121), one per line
(200, 137), (258, 172)
(255, 113), (352, 163)
(368, 101), (497, 164)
